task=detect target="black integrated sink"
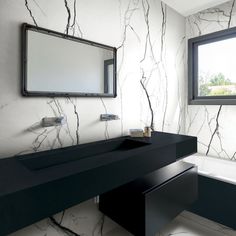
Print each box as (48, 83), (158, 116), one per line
(18, 138), (150, 171)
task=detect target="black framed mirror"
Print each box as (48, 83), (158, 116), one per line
(22, 23), (117, 97)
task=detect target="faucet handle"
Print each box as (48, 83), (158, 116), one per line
(42, 116), (66, 127)
(100, 114), (120, 121)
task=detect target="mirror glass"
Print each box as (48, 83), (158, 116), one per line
(23, 24), (116, 97)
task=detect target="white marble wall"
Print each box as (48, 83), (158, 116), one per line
(0, 0), (186, 235)
(0, 0), (186, 159)
(186, 0), (236, 161)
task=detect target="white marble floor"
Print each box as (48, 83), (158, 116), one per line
(103, 211), (236, 236)
(9, 203), (236, 236)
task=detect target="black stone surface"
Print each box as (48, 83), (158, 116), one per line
(99, 162), (198, 236)
(0, 131), (197, 235)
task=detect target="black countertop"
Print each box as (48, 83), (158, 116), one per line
(0, 131), (197, 235)
(0, 131), (196, 197)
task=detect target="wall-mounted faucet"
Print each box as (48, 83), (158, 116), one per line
(100, 114), (120, 121)
(41, 116), (66, 127)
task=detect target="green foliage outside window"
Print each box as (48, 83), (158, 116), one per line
(199, 73), (236, 96)
(209, 73), (232, 86)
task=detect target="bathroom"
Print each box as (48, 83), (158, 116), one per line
(0, 0), (236, 235)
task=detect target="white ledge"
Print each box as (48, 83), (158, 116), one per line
(182, 154), (236, 185)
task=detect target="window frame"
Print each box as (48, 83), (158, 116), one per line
(188, 26), (236, 105)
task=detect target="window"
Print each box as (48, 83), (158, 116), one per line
(188, 27), (236, 105)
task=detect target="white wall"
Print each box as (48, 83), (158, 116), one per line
(186, 0), (236, 161)
(0, 0), (185, 235)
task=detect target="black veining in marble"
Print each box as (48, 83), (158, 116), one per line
(206, 105), (222, 155)
(68, 98), (80, 145)
(25, 0), (38, 26)
(64, 0), (71, 35)
(140, 0), (157, 130)
(176, 36), (186, 134)
(160, 1), (168, 131)
(49, 216), (80, 236)
(187, 0), (236, 159)
(140, 71), (154, 130)
(100, 98), (110, 140)
(117, 0), (139, 135)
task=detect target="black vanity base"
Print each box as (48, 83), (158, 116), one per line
(99, 162), (198, 236)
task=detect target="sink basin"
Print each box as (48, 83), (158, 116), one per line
(18, 138), (150, 171)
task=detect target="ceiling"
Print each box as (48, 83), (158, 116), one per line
(162, 0), (230, 16)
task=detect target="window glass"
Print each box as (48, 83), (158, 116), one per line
(198, 37), (236, 97)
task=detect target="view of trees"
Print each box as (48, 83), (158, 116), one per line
(199, 73), (236, 96)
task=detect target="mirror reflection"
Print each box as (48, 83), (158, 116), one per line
(23, 25), (116, 97)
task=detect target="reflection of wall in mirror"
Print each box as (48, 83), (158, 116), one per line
(108, 64), (113, 94)
(27, 30), (114, 94)
(104, 59), (114, 94)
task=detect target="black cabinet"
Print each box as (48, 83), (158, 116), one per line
(190, 175), (236, 230)
(99, 162), (198, 236)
